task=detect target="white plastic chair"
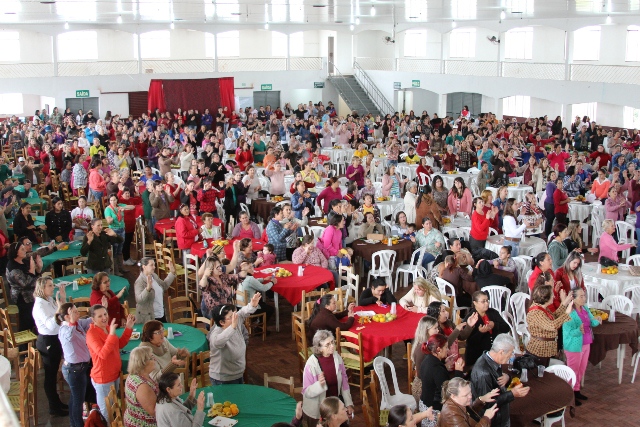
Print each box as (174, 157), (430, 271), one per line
(488, 227), (499, 236)
(466, 167), (480, 174)
(308, 226), (326, 242)
(436, 277), (470, 323)
(632, 340), (640, 383)
(343, 271), (360, 304)
(509, 292), (530, 337)
(624, 284), (640, 320)
(151, 167), (161, 176)
(184, 253), (200, 300)
(541, 365), (576, 427)
(502, 311), (524, 355)
(627, 254), (640, 266)
(615, 221), (636, 260)
(601, 295), (634, 316)
(483, 285), (512, 315)
(591, 206), (605, 248)
(395, 246), (426, 291)
(368, 250), (397, 290)
(418, 172), (430, 188)
(511, 256), (530, 293)
(585, 281), (607, 309)
(373, 182), (383, 197)
(240, 203), (250, 214)
(373, 356), (417, 411)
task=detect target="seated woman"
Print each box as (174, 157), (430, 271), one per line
(447, 238), (474, 267)
(156, 373), (205, 427)
(358, 212), (384, 238)
(237, 261), (275, 322)
(307, 294), (356, 341)
(139, 320), (190, 381)
(474, 259), (513, 294)
(123, 347), (158, 427)
(399, 278), (442, 313)
(89, 272), (126, 326)
(355, 194), (381, 223)
(390, 211), (410, 237)
(462, 290), (510, 367)
(231, 211), (261, 239)
(419, 334), (465, 416)
(358, 277), (397, 306)
(45, 197), (73, 242)
(438, 255), (477, 308)
(413, 216), (446, 268)
(525, 283), (573, 366)
(438, 377), (499, 427)
(291, 235), (328, 268)
(415, 185), (443, 230)
(548, 223), (570, 271)
(13, 202), (43, 244)
(236, 238), (258, 266)
(199, 213), (220, 239)
(564, 220), (585, 253)
(447, 177), (473, 217)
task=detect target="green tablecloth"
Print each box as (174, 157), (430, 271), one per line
(54, 273), (129, 302)
(118, 323), (208, 372)
(180, 384), (296, 427)
(12, 173), (25, 184)
(24, 197), (46, 206)
(34, 240), (83, 270)
(6, 215), (45, 237)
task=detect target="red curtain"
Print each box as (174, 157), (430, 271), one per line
(147, 80), (166, 112)
(217, 77), (235, 112)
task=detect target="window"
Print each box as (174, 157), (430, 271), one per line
(217, 0), (239, 20)
(58, 31), (97, 61)
(449, 28), (476, 58)
(403, 30), (427, 57)
(289, 32), (304, 57)
(272, 32), (287, 57)
(138, 0), (171, 21)
(505, 27), (533, 60)
(505, 0), (534, 15)
(626, 26), (640, 61)
(0, 93), (23, 115)
(204, 0), (215, 17)
(290, 0), (305, 22)
(405, 0), (427, 21)
(572, 102), (597, 122)
(56, 0), (96, 21)
(452, 0), (477, 20)
(624, 106), (640, 128)
(573, 26), (600, 61)
(0, 31), (20, 62)
(0, 0), (21, 23)
(205, 33), (215, 58)
(217, 31), (239, 57)
(502, 96), (530, 118)
(271, 0), (287, 22)
(139, 31), (170, 59)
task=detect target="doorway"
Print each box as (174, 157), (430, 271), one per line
(252, 91), (281, 110)
(66, 97), (100, 119)
(446, 93), (481, 118)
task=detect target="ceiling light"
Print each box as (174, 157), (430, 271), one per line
(356, 18), (360, 25)
(264, 23), (269, 29)
(452, 20), (456, 28)
(117, 15), (122, 24)
(606, 15), (612, 24)
(500, 10), (506, 20)
(170, 21), (175, 29)
(370, 6), (375, 16)
(350, 24), (354, 31)
(64, 21), (69, 30)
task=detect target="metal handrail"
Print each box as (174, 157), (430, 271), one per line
(327, 60), (378, 114)
(352, 61), (394, 116)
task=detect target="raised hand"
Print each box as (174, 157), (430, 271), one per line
(125, 314), (136, 329)
(171, 355), (186, 367)
(480, 388), (500, 403)
(196, 391), (205, 412)
(454, 358), (465, 372)
(467, 312), (479, 327)
(484, 404), (499, 419)
(101, 295), (109, 308)
(230, 311), (239, 329)
(250, 292), (262, 307)
(109, 318), (118, 335)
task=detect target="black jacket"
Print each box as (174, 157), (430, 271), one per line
(358, 287), (397, 306)
(420, 353), (464, 410)
(45, 209), (73, 241)
(80, 230), (123, 271)
(223, 183), (248, 216)
(470, 352), (515, 427)
(13, 211), (38, 243)
(462, 308), (511, 367)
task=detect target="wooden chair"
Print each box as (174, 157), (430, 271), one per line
(370, 369), (385, 426)
(0, 277), (19, 331)
(264, 373), (297, 398)
(105, 384), (122, 426)
(0, 328), (19, 377)
(63, 263), (86, 275)
(291, 289), (325, 340)
(194, 316), (212, 334)
(162, 247), (186, 297)
(167, 296), (195, 325)
(9, 363), (32, 426)
(336, 329), (372, 398)
(236, 289), (267, 341)
(407, 342), (414, 394)
(293, 316), (309, 381)
(324, 287), (345, 311)
(122, 301), (136, 317)
(191, 351), (211, 388)
(0, 308), (38, 357)
(119, 373), (128, 411)
(184, 253), (200, 303)
(362, 391), (377, 427)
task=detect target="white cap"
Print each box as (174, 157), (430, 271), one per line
(18, 157), (25, 162)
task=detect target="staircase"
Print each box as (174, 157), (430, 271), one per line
(327, 61), (393, 118)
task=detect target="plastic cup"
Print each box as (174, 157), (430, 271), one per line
(537, 365), (545, 377)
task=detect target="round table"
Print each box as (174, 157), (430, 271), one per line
(568, 201), (594, 223)
(0, 355), (10, 393)
(441, 217), (471, 236)
(377, 199), (404, 219)
(348, 304), (423, 362)
(440, 172), (475, 189)
(7, 215), (45, 237)
(191, 238), (264, 259)
(12, 173), (25, 184)
(351, 238), (413, 262)
(24, 196), (47, 208)
(250, 198), (288, 221)
(320, 148), (355, 164)
(487, 185), (534, 202)
(510, 370), (575, 427)
(255, 264), (334, 332)
(582, 262), (635, 295)
(589, 310), (639, 383)
(117, 323), (208, 372)
(485, 235), (547, 257)
(154, 216), (207, 238)
(307, 218), (329, 229)
(180, 384), (296, 427)
(36, 240), (83, 270)
(54, 273), (130, 302)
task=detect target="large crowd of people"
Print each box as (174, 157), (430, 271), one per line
(1, 103), (635, 426)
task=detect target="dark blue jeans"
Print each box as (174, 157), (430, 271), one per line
(62, 362), (91, 427)
(211, 377), (244, 385)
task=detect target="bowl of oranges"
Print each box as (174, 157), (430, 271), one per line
(208, 401), (239, 418)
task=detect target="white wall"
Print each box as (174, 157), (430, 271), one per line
(405, 89), (439, 115)
(97, 29), (136, 61)
(19, 31), (53, 63)
(100, 93), (129, 117)
(530, 98), (563, 119)
(356, 30), (395, 58)
(593, 102), (625, 126)
(531, 27), (566, 63)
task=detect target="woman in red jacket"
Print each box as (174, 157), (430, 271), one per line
(469, 197), (498, 258)
(553, 251), (585, 312)
(175, 203), (201, 252)
(235, 140), (254, 172)
(89, 272), (126, 326)
(118, 188), (143, 265)
(86, 304), (135, 420)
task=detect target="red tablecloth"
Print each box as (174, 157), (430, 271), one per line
(191, 238), (264, 259)
(346, 304), (423, 362)
(254, 264), (334, 306)
(154, 216), (222, 237)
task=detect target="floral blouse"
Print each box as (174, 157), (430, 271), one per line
(201, 274), (240, 318)
(432, 188), (449, 211)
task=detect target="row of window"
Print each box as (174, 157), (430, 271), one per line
(405, 25), (640, 61)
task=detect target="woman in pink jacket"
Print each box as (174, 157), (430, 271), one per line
(265, 162), (292, 196)
(316, 214), (345, 259)
(381, 165), (408, 198)
(604, 187), (631, 221)
(447, 177), (473, 216)
(88, 157), (107, 208)
(316, 177), (342, 214)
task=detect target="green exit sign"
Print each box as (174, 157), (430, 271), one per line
(411, 80), (420, 88)
(314, 82), (325, 88)
(261, 84), (272, 91)
(76, 90), (90, 98)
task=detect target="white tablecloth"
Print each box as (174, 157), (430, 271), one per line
(440, 172), (475, 189)
(441, 217), (472, 236)
(377, 199), (404, 219)
(396, 164), (419, 181)
(487, 185), (534, 202)
(568, 201), (594, 223)
(582, 262), (636, 295)
(321, 148), (355, 164)
(485, 235), (547, 257)
(0, 355), (10, 393)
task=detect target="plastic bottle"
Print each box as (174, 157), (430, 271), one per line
(167, 327), (174, 339)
